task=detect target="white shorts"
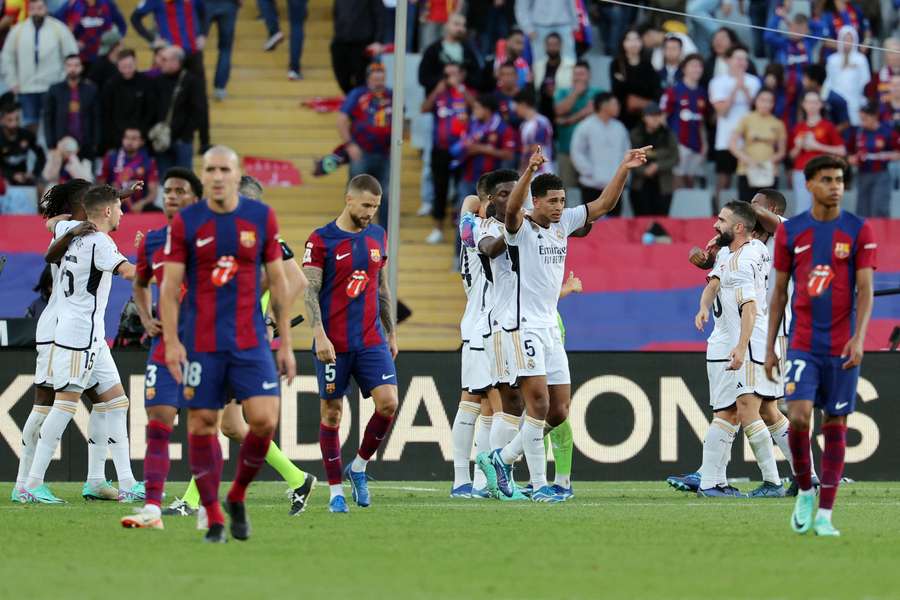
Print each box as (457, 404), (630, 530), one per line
(707, 359), (779, 411)
(489, 330), (518, 386)
(51, 342), (120, 394)
(512, 326), (571, 386)
(34, 344), (53, 387)
(461, 341), (493, 394)
(739, 359), (781, 400)
(770, 336), (788, 399)
(674, 144), (705, 177)
(707, 361), (736, 411)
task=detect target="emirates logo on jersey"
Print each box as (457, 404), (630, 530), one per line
(211, 256), (239, 287)
(807, 264), (835, 297)
(346, 270), (369, 298)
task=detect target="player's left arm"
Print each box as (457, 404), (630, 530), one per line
(584, 147), (650, 223)
(379, 269), (398, 360)
(843, 267), (874, 369)
(506, 146), (545, 234)
(728, 260), (757, 371)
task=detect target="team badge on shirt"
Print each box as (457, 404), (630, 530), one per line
(834, 242), (850, 259)
(370, 248), (381, 262)
(240, 230), (257, 248)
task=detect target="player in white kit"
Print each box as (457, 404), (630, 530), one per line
(22, 185), (141, 504)
(477, 145), (650, 502)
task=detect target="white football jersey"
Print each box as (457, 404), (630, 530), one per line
(35, 220), (82, 344)
(712, 239), (770, 362)
(705, 246), (732, 360)
(765, 215), (792, 338)
(478, 217), (514, 335)
(503, 205), (587, 330)
(54, 231), (127, 350)
(460, 215), (492, 346)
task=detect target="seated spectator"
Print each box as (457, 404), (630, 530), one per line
(492, 28), (532, 89)
(570, 92), (630, 215)
(44, 54), (100, 160)
(98, 127), (160, 213)
(514, 0), (576, 64)
(788, 90), (846, 213)
(820, 0), (870, 61)
(553, 60), (599, 190)
(514, 89), (553, 173)
(661, 53), (707, 188)
(418, 12), (481, 95)
(658, 35), (683, 89)
(610, 29), (662, 130)
(102, 48), (156, 155)
(54, 0), (126, 68)
(86, 29), (123, 90)
(327, 0), (383, 94)
(729, 89), (787, 200)
(338, 63), (392, 227)
(849, 102), (899, 217)
(533, 32), (573, 122)
(153, 45), (206, 175)
(42, 136), (93, 185)
(494, 61), (522, 126)
(0, 103), (45, 213)
(825, 26), (870, 127)
(0, 0), (79, 132)
(629, 102), (679, 216)
(803, 63), (850, 134)
(869, 37), (900, 105)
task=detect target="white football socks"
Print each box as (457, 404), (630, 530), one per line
(489, 411), (520, 452)
(105, 397), (136, 490)
(26, 400), (78, 489)
(350, 455), (368, 473)
(520, 416), (548, 490)
(769, 416), (818, 480)
(472, 415), (492, 489)
(15, 405), (50, 488)
(329, 484), (344, 499)
(86, 403), (108, 486)
(451, 400), (480, 488)
(699, 417), (737, 490)
(746, 419), (780, 484)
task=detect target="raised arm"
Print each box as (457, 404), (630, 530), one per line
(584, 147), (650, 222)
(752, 203), (781, 235)
(505, 147), (545, 234)
(378, 270), (398, 359)
(264, 257), (297, 382)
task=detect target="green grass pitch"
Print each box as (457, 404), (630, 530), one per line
(2, 481), (900, 600)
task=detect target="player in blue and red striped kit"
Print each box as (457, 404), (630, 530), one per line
(766, 155), (877, 537)
(302, 174), (398, 514)
(160, 146), (297, 543)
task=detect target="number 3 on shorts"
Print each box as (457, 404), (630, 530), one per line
(182, 362), (202, 387)
(145, 364), (157, 387)
(324, 363), (336, 383)
(783, 359), (806, 382)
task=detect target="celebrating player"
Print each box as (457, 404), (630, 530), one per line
(302, 174), (398, 514)
(766, 155), (877, 537)
(161, 146), (297, 543)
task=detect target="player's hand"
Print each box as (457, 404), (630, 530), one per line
(131, 180), (145, 195)
(561, 271), (583, 295)
(694, 308), (709, 331)
(689, 246), (709, 268)
(315, 332), (337, 364)
(764, 348), (780, 382)
(704, 236), (719, 253)
(346, 142), (363, 163)
(726, 347), (745, 371)
(527, 146), (545, 172)
(277, 343), (297, 384)
(133, 230), (144, 248)
(165, 339), (188, 384)
(141, 316), (162, 338)
(841, 335), (864, 370)
(71, 221), (97, 238)
(622, 147), (651, 169)
(388, 332), (399, 360)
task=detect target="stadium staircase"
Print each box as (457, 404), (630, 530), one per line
(120, 0), (466, 351)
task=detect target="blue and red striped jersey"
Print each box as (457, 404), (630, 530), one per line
(493, 90), (520, 127)
(133, 0), (203, 53)
(303, 221), (388, 354)
(431, 86), (469, 150)
(774, 211), (877, 356)
(136, 225), (170, 363)
(460, 114), (517, 183)
(852, 125), (899, 173)
(340, 86), (392, 155)
(661, 82), (706, 153)
(55, 0), (126, 62)
(165, 197), (281, 353)
(99, 148), (158, 210)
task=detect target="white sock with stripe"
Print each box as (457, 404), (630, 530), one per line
(451, 400), (481, 488)
(520, 416), (548, 490)
(86, 403), (108, 487)
(699, 417), (737, 490)
(472, 415), (492, 489)
(489, 411), (520, 452)
(26, 400), (78, 489)
(105, 396), (136, 490)
(746, 419), (780, 484)
(16, 405), (51, 488)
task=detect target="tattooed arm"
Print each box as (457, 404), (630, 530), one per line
(303, 265), (336, 363)
(379, 270), (398, 359)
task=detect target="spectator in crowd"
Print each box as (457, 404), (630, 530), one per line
(729, 88), (787, 200)
(257, 0), (307, 81)
(553, 60), (599, 190)
(98, 126), (160, 212)
(764, 10), (818, 113)
(762, 63), (791, 128)
(572, 0), (592, 57)
(820, 0), (870, 60)
(87, 29), (123, 90)
(457, 93), (515, 204)
(0, 0), (79, 132)
(204, 0), (239, 98)
(464, 0), (513, 57)
(649, 23), (697, 71)
(638, 22), (665, 63)
(709, 44), (760, 209)
(153, 45), (207, 174)
(596, 0), (637, 56)
(746, 0), (769, 58)
(329, 0), (383, 94)
(494, 61), (522, 126)
(419, 0), (457, 52)
(802, 63), (850, 134)
(101, 48), (156, 154)
(144, 44), (166, 78)
(629, 101), (679, 216)
(850, 102), (899, 217)
(54, 0), (126, 67)
(514, 0), (576, 64)
(879, 74), (900, 127)
(0, 3), (22, 52)
(44, 54), (99, 160)
(419, 12), (481, 95)
(570, 92), (630, 215)
(339, 62), (392, 226)
(788, 90), (846, 213)
(610, 29), (662, 130)
(0, 104), (45, 213)
(825, 26), (871, 127)
(662, 53), (707, 188)
(421, 61), (472, 244)
(870, 38), (900, 105)
(701, 27), (749, 88)
(658, 35), (683, 89)
(514, 88), (553, 173)
(533, 32), (572, 122)
(492, 28), (531, 89)
(42, 135), (93, 184)
(687, 0), (736, 55)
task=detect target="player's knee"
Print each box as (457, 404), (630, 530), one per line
(147, 407), (177, 428)
(248, 417), (277, 438)
(220, 418), (247, 441)
(546, 404), (567, 428)
(321, 401), (343, 426)
(375, 396), (398, 417)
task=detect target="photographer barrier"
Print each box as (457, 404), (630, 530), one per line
(0, 350), (897, 481)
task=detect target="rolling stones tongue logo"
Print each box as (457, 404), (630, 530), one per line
(211, 256), (239, 287)
(807, 264), (835, 297)
(346, 270), (369, 298)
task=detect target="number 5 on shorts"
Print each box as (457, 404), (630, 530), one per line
(324, 363), (336, 383)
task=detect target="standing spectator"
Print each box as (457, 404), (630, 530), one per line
(788, 90), (846, 213)
(98, 126), (160, 212)
(338, 63), (392, 226)
(464, 0), (513, 58)
(821, 0), (870, 61)
(329, 0), (383, 94)
(762, 64), (792, 130)
(494, 61), (521, 126)
(729, 89), (787, 200)
(709, 45), (760, 209)
(418, 12), (481, 95)
(42, 135), (93, 184)
(257, 0), (308, 81)
(850, 102), (898, 217)
(629, 102), (679, 215)
(86, 29), (122, 90)
(44, 54), (99, 159)
(0, 0), (79, 132)
(421, 61), (471, 244)
(457, 93), (515, 202)
(687, 0), (735, 55)
(492, 28), (531, 88)
(746, 0), (769, 58)
(54, 0), (126, 67)
(0, 104), (45, 213)
(825, 26), (871, 127)
(553, 60), (599, 190)
(701, 27), (742, 88)
(869, 37), (900, 106)
(152, 45), (206, 175)
(661, 53), (708, 188)
(879, 74), (900, 128)
(802, 63), (851, 134)
(514, 0), (576, 64)
(570, 92), (630, 215)
(514, 89), (553, 173)
(101, 48), (156, 154)
(658, 35), (683, 89)
(764, 11), (818, 115)
(419, 0), (458, 52)
(649, 26), (697, 71)
(610, 29), (662, 130)
(204, 0), (239, 99)
(533, 32), (572, 122)
(596, 0), (637, 56)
